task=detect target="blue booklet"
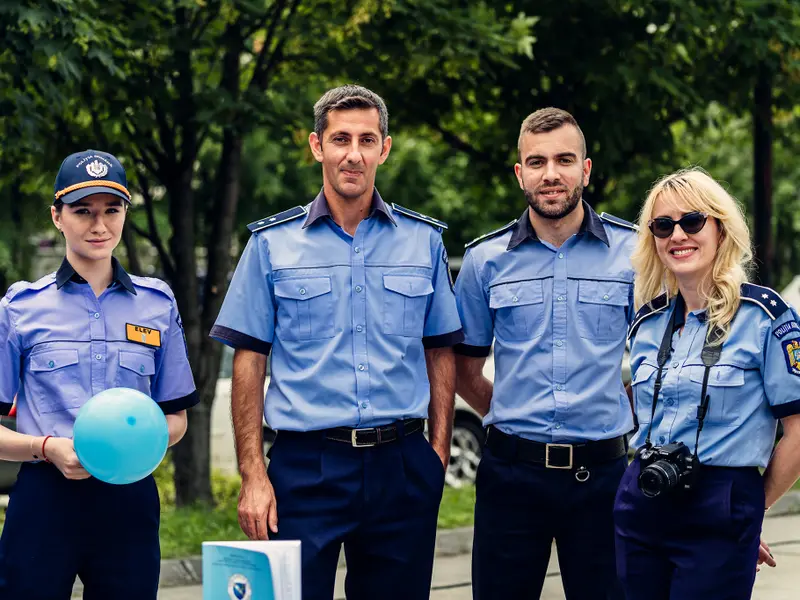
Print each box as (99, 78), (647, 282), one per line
(202, 541), (301, 600)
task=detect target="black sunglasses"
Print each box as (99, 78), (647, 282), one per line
(648, 211), (708, 239)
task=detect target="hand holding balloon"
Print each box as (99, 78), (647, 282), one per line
(73, 388), (169, 485)
(45, 437), (91, 480)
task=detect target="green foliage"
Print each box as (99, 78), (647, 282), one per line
(437, 484), (476, 530)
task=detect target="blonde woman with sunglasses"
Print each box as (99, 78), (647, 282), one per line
(614, 167), (800, 600)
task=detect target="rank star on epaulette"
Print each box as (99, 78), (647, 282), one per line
(741, 283), (789, 320)
(247, 206), (307, 233)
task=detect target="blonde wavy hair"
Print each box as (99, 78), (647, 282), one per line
(631, 167), (753, 343)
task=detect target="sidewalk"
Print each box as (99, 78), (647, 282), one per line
(104, 513), (800, 600)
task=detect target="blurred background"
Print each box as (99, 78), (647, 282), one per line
(2, 0), (800, 516)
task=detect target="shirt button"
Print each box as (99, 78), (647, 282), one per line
(555, 384), (563, 391)
(299, 288), (306, 295)
(140, 365), (145, 373)
(361, 402), (368, 409)
(558, 253), (564, 259)
(665, 398), (674, 407)
(659, 436), (666, 444)
(603, 294), (610, 301)
(48, 360), (55, 368)
(358, 364), (366, 371)
(555, 422), (562, 429)
(95, 354), (102, 361)
(512, 296), (519, 303)
(354, 247), (361, 254)
(356, 325), (363, 332)
(355, 285), (363, 293)
(93, 312), (100, 319)
(555, 340), (563, 347)
(557, 295), (564, 301)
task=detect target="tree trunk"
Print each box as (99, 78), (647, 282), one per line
(752, 65), (773, 287)
(121, 220), (143, 275)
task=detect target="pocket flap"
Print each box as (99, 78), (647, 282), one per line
(383, 275), (434, 298)
(689, 365), (745, 387)
(274, 277), (332, 301)
(578, 280), (630, 307)
(119, 352), (156, 376)
(489, 280), (543, 309)
(632, 362), (658, 386)
(30, 349), (79, 372)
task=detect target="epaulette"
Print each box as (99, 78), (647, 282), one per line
(247, 206), (307, 233)
(740, 283), (790, 321)
(464, 220), (517, 249)
(4, 280), (32, 302)
(390, 203), (448, 230)
(5, 273), (56, 302)
(129, 275), (175, 302)
(600, 212), (639, 232)
(627, 293), (669, 341)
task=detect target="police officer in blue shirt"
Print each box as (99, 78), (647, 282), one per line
(616, 168), (800, 600)
(210, 85), (463, 600)
(0, 150), (199, 600)
(455, 108), (634, 600)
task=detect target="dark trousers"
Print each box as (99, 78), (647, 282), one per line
(472, 442), (627, 600)
(614, 457), (764, 600)
(0, 462), (160, 599)
(268, 425), (445, 600)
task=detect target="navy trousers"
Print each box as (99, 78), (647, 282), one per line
(472, 443), (627, 600)
(614, 457), (764, 600)
(0, 462), (160, 599)
(268, 425), (445, 600)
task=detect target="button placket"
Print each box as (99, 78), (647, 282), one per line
(352, 225), (371, 420)
(552, 248), (569, 412)
(86, 293), (107, 397)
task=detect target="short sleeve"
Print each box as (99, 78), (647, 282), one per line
(0, 297), (21, 415)
(151, 298), (198, 414)
(453, 248), (493, 357)
(763, 308), (800, 418)
(210, 233), (275, 355)
(421, 234), (464, 348)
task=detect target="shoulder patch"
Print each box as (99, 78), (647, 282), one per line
(628, 293), (669, 341)
(464, 220), (517, 249)
(247, 206), (307, 233)
(600, 212), (639, 232)
(740, 283), (790, 321)
(390, 203), (448, 230)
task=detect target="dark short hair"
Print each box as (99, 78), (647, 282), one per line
(518, 107), (586, 160)
(313, 84), (389, 140)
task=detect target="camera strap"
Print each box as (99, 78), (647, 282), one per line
(643, 294), (724, 459)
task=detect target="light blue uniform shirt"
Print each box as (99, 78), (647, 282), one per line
(0, 258), (198, 438)
(454, 202), (637, 443)
(210, 190), (464, 432)
(628, 284), (800, 468)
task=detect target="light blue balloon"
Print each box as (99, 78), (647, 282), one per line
(73, 387), (169, 485)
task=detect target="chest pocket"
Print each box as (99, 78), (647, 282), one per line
(688, 365), (746, 425)
(28, 349), (84, 414)
(576, 280), (630, 343)
(383, 274), (433, 337)
(631, 362), (659, 425)
(489, 280), (545, 342)
(117, 351), (156, 396)
(274, 277), (336, 341)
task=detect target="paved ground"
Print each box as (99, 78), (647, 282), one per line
(141, 514), (800, 600)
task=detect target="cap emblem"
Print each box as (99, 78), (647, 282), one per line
(86, 160), (109, 178)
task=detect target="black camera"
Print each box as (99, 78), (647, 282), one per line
(636, 442), (699, 498)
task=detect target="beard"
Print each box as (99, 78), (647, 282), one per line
(524, 181), (583, 220)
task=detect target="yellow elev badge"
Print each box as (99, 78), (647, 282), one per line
(126, 323), (162, 348)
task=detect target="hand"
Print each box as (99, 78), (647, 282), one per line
(757, 537), (777, 572)
(238, 474), (278, 540)
(431, 441), (450, 471)
(45, 438), (91, 480)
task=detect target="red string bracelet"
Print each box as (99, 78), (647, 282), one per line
(41, 435), (53, 463)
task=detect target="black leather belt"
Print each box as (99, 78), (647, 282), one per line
(486, 426), (627, 469)
(325, 418), (424, 447)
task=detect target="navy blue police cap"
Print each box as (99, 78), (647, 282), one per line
(53, 149), (131, 205)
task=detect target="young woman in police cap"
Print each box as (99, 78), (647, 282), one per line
(0, 150), (198, 599)
(616, 167), (800, 599)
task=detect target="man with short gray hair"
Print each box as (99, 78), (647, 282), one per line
(211, 84), (463, 599)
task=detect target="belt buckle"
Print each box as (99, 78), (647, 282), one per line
(545, 443), (573, 469)
(351, 428), (378, 448)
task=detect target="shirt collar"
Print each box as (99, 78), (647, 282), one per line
(55, 256), (137, 294)
(506, 200), (609, 251)
(302, 188), (397, 229)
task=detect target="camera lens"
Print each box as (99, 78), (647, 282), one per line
(638, 459), (681, 498)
